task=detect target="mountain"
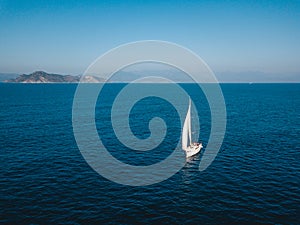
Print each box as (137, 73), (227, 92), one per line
(3, 71), (105, 83)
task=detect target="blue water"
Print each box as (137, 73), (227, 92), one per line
(0, 83), (299, 224)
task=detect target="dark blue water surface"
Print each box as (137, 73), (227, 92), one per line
(0, 83), (299, 224)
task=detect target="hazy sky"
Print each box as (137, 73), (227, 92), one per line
(0, 0), (299, 81)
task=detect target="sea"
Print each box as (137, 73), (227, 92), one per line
(0, 83), (299, 224)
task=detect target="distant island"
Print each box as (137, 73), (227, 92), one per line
(3, 71), (105, 83)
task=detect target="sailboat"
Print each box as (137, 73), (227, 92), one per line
(182, 98), (203, 158)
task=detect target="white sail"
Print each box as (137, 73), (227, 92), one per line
(182, 99), (192, 150)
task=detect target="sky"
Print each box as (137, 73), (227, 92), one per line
(0, 0), (299, 82)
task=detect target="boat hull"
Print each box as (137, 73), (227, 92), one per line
(185, 143), (203, 158)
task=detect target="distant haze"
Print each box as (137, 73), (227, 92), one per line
(1, 70), (300, 83)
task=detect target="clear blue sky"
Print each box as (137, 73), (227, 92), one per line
(0, 0), (299, 81)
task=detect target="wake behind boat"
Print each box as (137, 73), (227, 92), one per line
(182, 98), (203, 158)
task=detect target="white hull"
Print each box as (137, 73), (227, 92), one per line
(185, 143), (203, 158)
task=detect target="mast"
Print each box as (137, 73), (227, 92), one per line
(188, 98), (192, 145)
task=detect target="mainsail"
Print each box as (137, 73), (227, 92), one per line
(182, 99), (192, 150)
